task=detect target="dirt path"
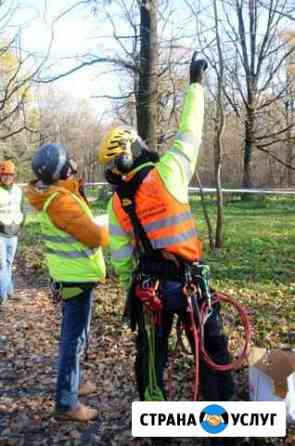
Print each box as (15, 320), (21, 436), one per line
(0, 266), (293, 446)
(0, 266), (142, 446)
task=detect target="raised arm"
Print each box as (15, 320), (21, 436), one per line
(156, 56), (208, 203)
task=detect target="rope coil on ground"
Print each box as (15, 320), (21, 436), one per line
(200, 291), (252, 372)
(169, 291), (252, 401)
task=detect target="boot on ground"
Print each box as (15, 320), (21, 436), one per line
(55, 403), (98, 422)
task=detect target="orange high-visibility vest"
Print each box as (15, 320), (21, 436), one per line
(112, 168), (202, 261)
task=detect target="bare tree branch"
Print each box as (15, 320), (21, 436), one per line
(256, 145), (295, 170)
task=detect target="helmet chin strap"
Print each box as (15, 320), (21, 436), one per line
(69, 158), (78, 175)
(60, 158), (78, 180)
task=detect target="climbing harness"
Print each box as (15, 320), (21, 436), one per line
(116, 168), (252, 402)
(178, 262), (252, 400)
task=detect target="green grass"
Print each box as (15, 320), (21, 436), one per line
(20, 197), (295, 347)
(192, 198), (295, 288)
(193, 200), (295, 288)
(189, 197), (295, 349)
(19, 213), (47, 276)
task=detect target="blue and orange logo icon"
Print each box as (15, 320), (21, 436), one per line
(200, 404), (229, 434)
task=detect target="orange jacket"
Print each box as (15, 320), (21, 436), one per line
(26, 178), (108, 248)
(112, 168), (202, 261)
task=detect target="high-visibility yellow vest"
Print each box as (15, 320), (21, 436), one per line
(40, 192), (106, 283)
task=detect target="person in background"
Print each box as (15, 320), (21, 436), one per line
(0, 160), (24, 306)
(26, 144), (108, 422)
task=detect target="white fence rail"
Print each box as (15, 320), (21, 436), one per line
(187, 187), (295, 195)
(18, 182), (295, 194)
(76, 183), (295, 195)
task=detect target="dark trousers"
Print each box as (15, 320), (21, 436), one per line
(135, 280), (234, 401)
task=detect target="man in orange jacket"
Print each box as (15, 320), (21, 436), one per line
(26, 144), (108, 422)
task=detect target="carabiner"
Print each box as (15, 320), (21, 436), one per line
(183, 282), (197, 298)
(202, 307), (213, 326)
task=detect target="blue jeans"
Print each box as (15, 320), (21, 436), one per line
(55, 288), (93, 412)
(0, 235), (18, 303)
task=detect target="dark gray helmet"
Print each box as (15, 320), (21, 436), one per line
(31, 144), (71, 184)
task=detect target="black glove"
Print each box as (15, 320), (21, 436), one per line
(189, 52), (208, 84)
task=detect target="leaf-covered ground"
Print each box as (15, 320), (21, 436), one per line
(0, 263), (294, 446)
(0, 272), (138, 446)
(0, 196), (294, 445)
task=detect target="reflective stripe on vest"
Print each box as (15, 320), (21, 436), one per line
(175, 130), (196, 146)
(40, 191), (105, 283)
(169, 146), (192, 180)
(110, 223), (131, 237)
(46, 246), (94, 258)
(111, 243), (134, 260)
(143, 211), (192, 232)
(0, 184), (23, 225)
(112, 168), (202, 261)
(43, 234), (77, 243)
(150, 228), (197, 250)
(43, 233), (96, 258)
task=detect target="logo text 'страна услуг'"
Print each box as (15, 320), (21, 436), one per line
(132, 402), (286, 437)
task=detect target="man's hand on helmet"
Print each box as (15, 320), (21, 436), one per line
(190, 53), (208, 84)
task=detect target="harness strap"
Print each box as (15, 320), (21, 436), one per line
(116, 165), (155, 256)
(137, 256), (184, 280)
(51, 281), (96, 300)
(61, 287), (83, 300)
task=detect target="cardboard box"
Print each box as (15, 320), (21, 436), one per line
(248, 347), (295, 424)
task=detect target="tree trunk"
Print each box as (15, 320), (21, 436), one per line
(215, 153), (224, 248)
(136, 0), (159, 149)
(242, 109), (255, 198)
(213, 70), (225, 248)
(213, 0), (224, 249)
(195, 173), (214, 250)
(285, 93), (294, 187)
(286, 140), (294, 186)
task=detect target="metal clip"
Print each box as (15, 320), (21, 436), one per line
(202, 306), (213, 326)
(183, 282), (197, 299)
(49, 280), (62, 303)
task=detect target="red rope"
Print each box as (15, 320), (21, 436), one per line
(187, 296), (200, 401)
(172, 290), (252, 400)
(200, 291), (252, 372)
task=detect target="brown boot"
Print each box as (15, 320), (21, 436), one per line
(55, 403), (98, 422)
(79, 381), (97, 396)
